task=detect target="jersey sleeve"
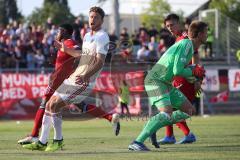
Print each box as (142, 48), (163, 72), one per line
(65, 40), (80, 49)
(173, 40), (193, 78)
(96, 33), (109, 55)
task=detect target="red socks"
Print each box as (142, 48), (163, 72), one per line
(166, 121), (190, 136)
(166, 125), (174, 137)
(86, 104), (112, 122)
(176, 121), (190, 136)
(31, 108), (45, 137)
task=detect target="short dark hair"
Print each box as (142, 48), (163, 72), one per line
(59, 23), (73, 36)
(188, 20), (208, 38)
(164, 13), (179, 24)
(89, 6), (105, 19)
(184, 18), (192, 25)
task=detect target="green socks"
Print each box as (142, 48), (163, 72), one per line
(135, 111), (190, 143)
(136, 112), (172, 143)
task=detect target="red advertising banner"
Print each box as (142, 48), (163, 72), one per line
(0, 73), (50, 119)
(0, 71), (145, 119)
(1, 73), (50, 101)
(94, 71), (145, 93)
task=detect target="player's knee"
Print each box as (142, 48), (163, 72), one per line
(49, 96), (63, 113)
(160, 111), (172, 119)
(45, 101), (51, 111)
(158, 106), (173, 116)
(49, 99), (58, 112)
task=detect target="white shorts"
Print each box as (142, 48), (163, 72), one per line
(53, 79), (93, 104)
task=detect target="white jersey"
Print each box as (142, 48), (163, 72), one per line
(54, 29), (109, 103)
(68, 29), (109, 84)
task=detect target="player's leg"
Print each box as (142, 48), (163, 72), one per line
(156, 82), (196, 145)
(22, 100), (54, 151)
(38, 58), (79, 150)
(18, 66), (71, 145)
(22, 95), (66, 151)
(129, 104), (174, 151)
(123, 103), (131, 116)
(129, 81), (174, 151)
(45, 95), (65, 152)
(43, 80), (94, 151)
(129, 85), (191, 151)
(120, 102), (124, 116)
(30, 87), (54, 137)
(18, 87), (54, 145)
(175, 99), (196, 144)
(85, 104), (120, 136)
(76, 102), (112, 122)
(175, 83), (197, 144)
(176, 121), (190, 136)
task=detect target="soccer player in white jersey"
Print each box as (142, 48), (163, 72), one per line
(23, 6), (111, 152)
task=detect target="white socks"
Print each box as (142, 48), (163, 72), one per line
(39, 112), (52, 144)
(39, 111), (63, 144)
(52, 113), (63, 140)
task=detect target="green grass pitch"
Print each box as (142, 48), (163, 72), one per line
(0, 115), (240, 160)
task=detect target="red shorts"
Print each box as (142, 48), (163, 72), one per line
(172, 76), (195, 103)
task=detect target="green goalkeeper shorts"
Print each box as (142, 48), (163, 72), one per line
(144, 78), (187, 110)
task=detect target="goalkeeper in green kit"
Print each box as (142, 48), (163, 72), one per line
(128, 21), (208, 151)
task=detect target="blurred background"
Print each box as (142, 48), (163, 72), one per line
(1, 0), (240, 120)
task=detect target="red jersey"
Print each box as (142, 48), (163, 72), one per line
(44, 39), (78, 99)
(55, 39), (77, 70)
(176, 31), (188, 42)
(172, 32), (196, 102)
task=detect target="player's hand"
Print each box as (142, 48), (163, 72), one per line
(54, 40), (61, 49)
(54, 40), (66, 52)
(192, 64), (205, 79)
(195, 89), (202, 98)
(75, 75), (89, 86)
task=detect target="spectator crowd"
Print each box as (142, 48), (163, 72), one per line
(0, 17), (191, 70)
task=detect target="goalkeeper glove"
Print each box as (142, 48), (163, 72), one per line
(192, 64), (205, 79)
(195, 89), (202, 98)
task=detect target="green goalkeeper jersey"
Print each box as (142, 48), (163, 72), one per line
(148, 39), (194, 84)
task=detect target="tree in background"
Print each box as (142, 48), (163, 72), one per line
(28, 0), (75, 26)
(210, 0), (240, 23)
(140, 0), (171, 29)
(0, 0), (22, 25)
(98, 0), (120, 37)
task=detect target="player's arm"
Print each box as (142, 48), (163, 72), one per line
(173, 41), (193, 78)
(85, 53), (106, 78)
(75, 34), (109, 84)
(75, 53), (106, 85)
(191, 51), (203, 92)
(54, 40), (81, 57)
(63, 46), (81, 57)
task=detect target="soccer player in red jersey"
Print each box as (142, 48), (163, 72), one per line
(18, 23), (119, 145)
(150, 14), (200, 147)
